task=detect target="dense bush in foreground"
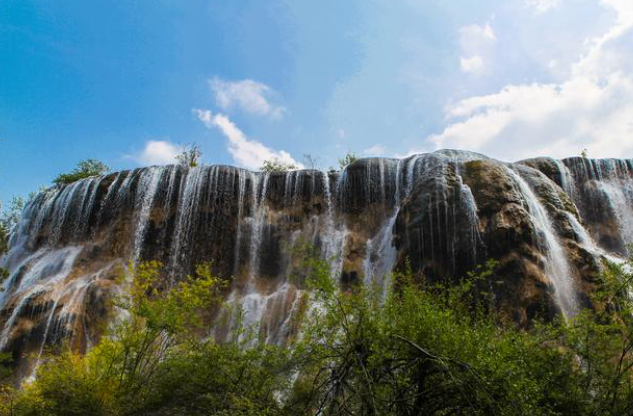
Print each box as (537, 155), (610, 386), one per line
(2, 253), (633, 415)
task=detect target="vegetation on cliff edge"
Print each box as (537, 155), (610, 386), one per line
(53, 159), (110, 185)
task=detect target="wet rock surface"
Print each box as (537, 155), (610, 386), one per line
(1, 150), (632, 370)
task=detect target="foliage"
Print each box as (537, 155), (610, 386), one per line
(53, 159), (110, 186)
(176, 143), (202, 168)
(0, 193), (43, 286)
(0, 197), (20, 285)
(4, 253), (633, 415)
(260, 158), (298, 173)
(338, 152), (359, 170)
(561, 255), (633, 415)
(0, 196), (25, 233)
(0, 262), (293, 415)
(285, 259), (572, 415)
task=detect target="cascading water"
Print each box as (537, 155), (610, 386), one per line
(0, 246), (82, 349)
(507, 167), (578, 319)
(132, 167), (163, 263)
(393, 152), (485, 282)
(2, 150), (632, 370)
(563, 158), (633, 255)
(319, 171), (346, 277)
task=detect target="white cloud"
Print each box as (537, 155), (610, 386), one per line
(460, 23), (496, 44)
(194, 109), (303, 170)
(209, 78), (286, 119)
(460, 55), (485, 73)
(458, 23), (496, 74)
(526, 0), (563, 13)
(432, 0), (633, 161)
(133, 140), (181, 165)
(363, 145), (386, 156)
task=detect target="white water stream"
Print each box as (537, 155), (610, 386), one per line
(508, 168), (578, 319)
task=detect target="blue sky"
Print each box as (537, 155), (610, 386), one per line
(1, 0), (632, 202)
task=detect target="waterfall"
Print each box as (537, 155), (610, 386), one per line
(232, 170), (249, 275)
(3, 151), (633, 363)
(170, 166), (207, 275)
(0, 246), (82, 349)
(363, 159), (403, 289)
(507, 168), (578, 319)
(246, 173), (269, 281)
(563, 157), (633, 255)
(565, 211), (602, 256)
(132, 167), (162, 263)
(320, 171), (346, 277)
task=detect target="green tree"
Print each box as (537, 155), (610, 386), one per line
(1, 262), (291, 415)
(338, 152), (358, 170)
(176, 143), (202, 168)
(0, 197), (22, 285)
(0, 196), (25, 233)
(5, 249), (633, 415)
(261, 158), (298, 173)
(284, 257), (576, 415)
(53, 159), (110, 185)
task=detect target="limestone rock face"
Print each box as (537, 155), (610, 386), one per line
(395, 156), (602, 325)
(1, 150), (632, 372)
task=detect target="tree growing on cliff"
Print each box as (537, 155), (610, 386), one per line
(261, 158), (298, 172)
(0, 197), (21, 284)
(338, 151), (358, 170)
(0, 196), (25, 233)
(176, 143), (202, 168)
(53, 159), (110, 185)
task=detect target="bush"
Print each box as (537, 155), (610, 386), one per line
(3, 252), (633, 415)
(176, 144), (202, 168)
(53, 159), (110, 185)
(338, 152), (358, 170)
(0, 262), (291, 415)
(0, 198), (15, 284)
(261, 158), (298, 173)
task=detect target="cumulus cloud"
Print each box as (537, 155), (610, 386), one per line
(194, 109), (303, 170)
(132, 140), (181, 165)
(432, 0), (633, 161)
(460, 55), (485, 73)
(209, 78), (286, 119)
(459, 23), (496, 74)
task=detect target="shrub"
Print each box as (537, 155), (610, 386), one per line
(53, 159), (110, 185)
(261, 158), (298, 173)
(338, 152), (358, 170)
(4, 252), (633, 415)
(176, 143), (202, 168)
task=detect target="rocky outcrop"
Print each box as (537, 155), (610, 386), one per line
(395, 156), (603, 325)
(1, 150), (632, 373)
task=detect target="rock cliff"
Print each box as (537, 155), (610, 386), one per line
(1, 150), (632, 375)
